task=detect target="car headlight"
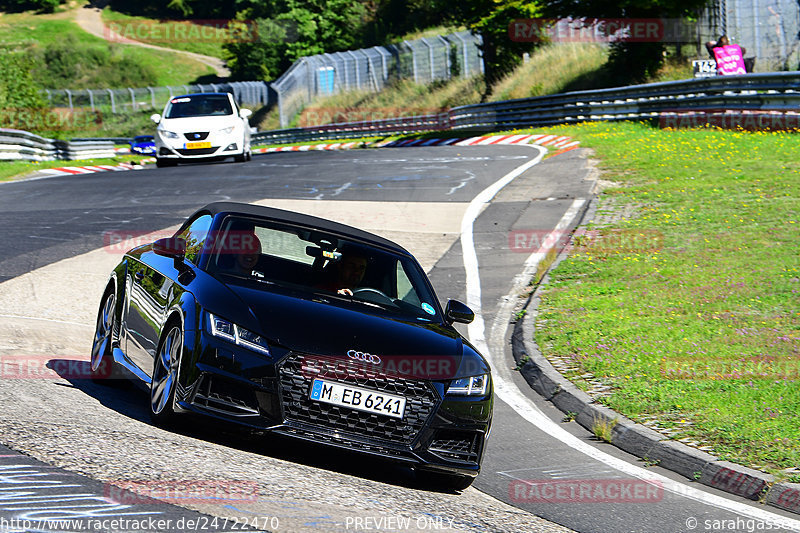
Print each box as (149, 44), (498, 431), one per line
(447, 374), (489, 396)
(159, 130), (179, 139)
(208, 313), (270, 355)
(219, 126), (235, 134)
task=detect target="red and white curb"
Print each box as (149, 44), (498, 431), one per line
(255, 134), (579, 155)
(36, 159), (156, 177)
(254, 141), (365, 154)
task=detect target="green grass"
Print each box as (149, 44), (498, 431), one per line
(100, 8), (228, 59)
(0, 154), (152, 182)
(0, 12), (215, 87)
(531, 121), (800, 474)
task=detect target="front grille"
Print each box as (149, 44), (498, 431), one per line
(176, 147), (218, 156)
(184, 131), (209, 140)
(278, 352), (439, 445)
(428, 431), (481, 464)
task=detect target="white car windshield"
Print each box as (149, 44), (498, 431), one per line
(165, 95), (233, 118)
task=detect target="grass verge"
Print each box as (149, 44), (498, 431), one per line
(530, 121), (799, 477)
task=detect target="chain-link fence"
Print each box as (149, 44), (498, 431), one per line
(272, 31), (483, 127)
(698, 0), (800, 71)
(44, 81), (272, 115)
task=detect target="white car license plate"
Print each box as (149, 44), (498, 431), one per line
(309, 379), (406, 419)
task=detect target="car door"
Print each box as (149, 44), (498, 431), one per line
(125, 213), (213, 377)
(124, 256), (167, 374)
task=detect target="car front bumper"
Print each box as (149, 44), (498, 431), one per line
(155, 130), (247, 159)
(176, 331), (493, 477)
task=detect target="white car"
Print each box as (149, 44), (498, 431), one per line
(150, 92), (252, 167)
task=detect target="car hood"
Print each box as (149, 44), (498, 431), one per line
(223, 284), (487, 380)
(158, 115), (239, 132)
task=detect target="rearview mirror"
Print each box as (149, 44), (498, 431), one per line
(153, 237), (186, 260)
(150, 113), (161, 124)
(445, 299), (474, 324)
(240, 108), (252, 119)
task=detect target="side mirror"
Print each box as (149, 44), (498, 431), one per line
(445, 299), (474, 324)
(240, 108), (252, 119)
(150, 113), (161, 124)
(153, 237), (186, 261)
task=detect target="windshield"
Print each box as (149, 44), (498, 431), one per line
(205, 216), (441, 321)
(165, 95), (233, 118)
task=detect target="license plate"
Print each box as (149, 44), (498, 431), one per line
(185, 141), (211, 149)
(309, 378), (406, 419)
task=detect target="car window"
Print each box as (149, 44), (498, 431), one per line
(206, 216), (440, 321)
(164, 95), (233, 118)
(175, 214), (213, 265)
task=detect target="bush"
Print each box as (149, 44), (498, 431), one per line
(30, 36), (159, 89)
(0, 0), (62, 13)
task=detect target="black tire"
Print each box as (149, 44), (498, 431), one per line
(156, 158), (176, 168)
(245, 149), (252, 161)
(234, 152), (247, 162)
(416, 469), (475, 491)
(89, 288), (119, 384)
(150, 322), (183, 426)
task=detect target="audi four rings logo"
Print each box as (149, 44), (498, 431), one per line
(347, 350), (381, 365)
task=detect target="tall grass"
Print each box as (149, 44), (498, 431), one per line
(488, 43), (608, 101)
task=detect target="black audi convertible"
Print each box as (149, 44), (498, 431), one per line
(90, 202), (493, 488)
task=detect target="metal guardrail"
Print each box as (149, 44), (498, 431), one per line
(250, 72), (800, 145)
(252, 113), (452, 145)
(0, 128), (115, 161)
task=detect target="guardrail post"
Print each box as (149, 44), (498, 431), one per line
(128, 88), (136, 111)
(347, 51), (360, 88)
(44, 89), (52, 105)
(403, 41), (418, 83)
(437, 35), (451, 80)
(420, 37), (435, 82)
(65, 89), (73, 111)
(148, 87), (155, 108)
(166, 86), (174, 99)
(453, 33), (469, 78)
(87, 89), (94, 111)
(376, 47), (390, 81)
(107, 89), (115, 114)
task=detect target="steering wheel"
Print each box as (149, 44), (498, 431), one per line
(351, 287), (397, 306)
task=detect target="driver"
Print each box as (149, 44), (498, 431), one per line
(318, 251), (367, 296)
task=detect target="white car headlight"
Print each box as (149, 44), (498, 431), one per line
(219, 126), (235, 134)
(448, 374), (489, 396)
(208, 313), (270, 355)
(159, 130), (179, 139)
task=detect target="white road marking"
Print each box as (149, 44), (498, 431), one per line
(459, 145), (800, 529)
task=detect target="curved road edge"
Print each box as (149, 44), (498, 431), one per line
(509, 195), (800, 519)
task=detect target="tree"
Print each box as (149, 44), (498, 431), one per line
(437, 0), (542, 93)
(224, 0), (367, 80)
(542, 0), (712, 81)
